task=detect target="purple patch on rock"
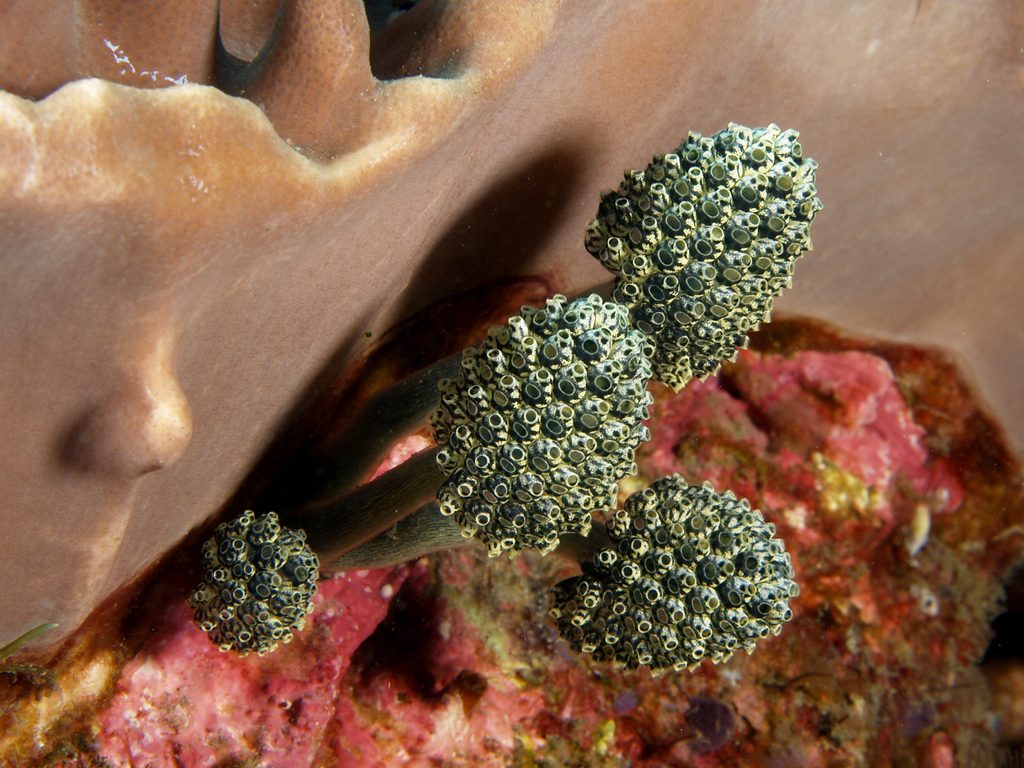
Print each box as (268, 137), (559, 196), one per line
(901, 702), (936, 738)
(613, 690), (639, 715)
(685, 696), (736, 753)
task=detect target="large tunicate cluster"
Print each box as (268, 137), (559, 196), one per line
(187, 511), (320, 656)
(584, 123), (823, 390)
(549, 475), (798, 674)
(430, 294), (654, 557)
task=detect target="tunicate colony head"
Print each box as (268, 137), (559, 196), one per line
(585, 123), (823, 390)
(430, 294), (654, 557)
(549, 475), (798, 674)
(187, 511), (320, 655)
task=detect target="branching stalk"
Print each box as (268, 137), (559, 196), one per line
(288, 446), (446, 562)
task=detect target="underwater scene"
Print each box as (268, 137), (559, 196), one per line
(0, 1), (1022, 766)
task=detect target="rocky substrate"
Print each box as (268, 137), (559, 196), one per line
(3, 317), (1021, 768)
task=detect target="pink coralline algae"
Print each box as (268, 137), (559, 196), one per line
(645, 349), (963, 539)
(81, 319), (1017, 767)
(95, 566), (412, 767)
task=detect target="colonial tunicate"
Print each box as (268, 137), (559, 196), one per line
(187, 510), (320, 656)
(431, 294), (653, 557)
(549, 475), (798, 674)
(585, 123), (823, 390)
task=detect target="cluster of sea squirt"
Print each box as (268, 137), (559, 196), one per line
(189, 124), (817, 669)
(430, 294), (654, 557)
(550, 476), (799, 674)
(585, 123), (823, 390)
(187, 511), (320, 656)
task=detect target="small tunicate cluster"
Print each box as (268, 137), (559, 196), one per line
(430, 294), (654, 557)
(549, 475), (798, 674)
(585, 123), (823, 390)
(187, 511), (320, 656)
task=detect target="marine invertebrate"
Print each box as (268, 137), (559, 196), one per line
(430, 293), (653, 556)
(549, 475), (797, 673)
(188, 511), (320, 655)
(585, 123), (822, 390)
(188, 447), (446, 653)
(292, 125), (819, 563)
(186, 287), (657, 649)
(187, 125), (812, 668)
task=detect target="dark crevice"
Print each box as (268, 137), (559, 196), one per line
(715, 367), (779, 438)
(984, 563), (1024, 665)
(348, 566), (491, 715)
(216, 0), (430, 94)
(350, 568), (444, 701)
(216, 0), (287, 93)
(365, 0), (421, 38)
(368, 0), (465, 80)
(985, 562), (1024, 764)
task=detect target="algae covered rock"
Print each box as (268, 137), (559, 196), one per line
(585, 123), (823, 390)
(430, 294), (654, 557)
(550, 475), (798, 673)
